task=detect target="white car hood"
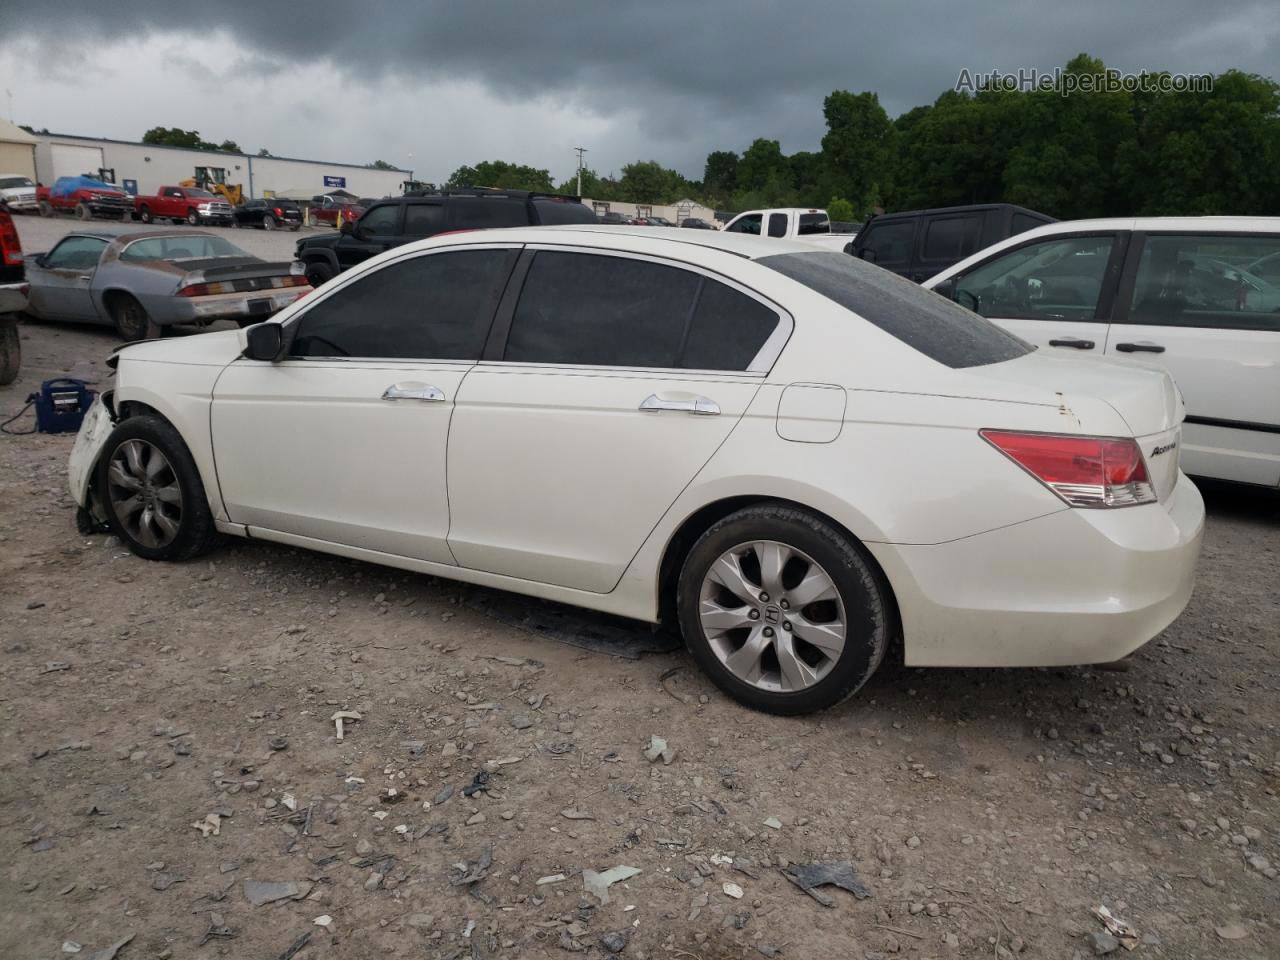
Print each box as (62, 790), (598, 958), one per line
(117, 328), (246, 367)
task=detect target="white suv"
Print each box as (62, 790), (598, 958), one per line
(927, 218), (1280, 488)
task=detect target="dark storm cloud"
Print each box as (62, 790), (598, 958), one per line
(4, 1), (1278, 172)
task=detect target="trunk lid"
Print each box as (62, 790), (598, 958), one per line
(178, 258), (302, 287)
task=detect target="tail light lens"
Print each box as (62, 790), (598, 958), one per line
(980, 430), (1156, 508)
(179, 275), (310, 297)
(0, 213), (21, 265)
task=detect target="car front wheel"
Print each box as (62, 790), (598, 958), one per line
(97, 416), (217, 561)
(303, 260), (334, 286)
(186, 208), (199, 225)
(677, 505), (892, 715)
(263, 215), (276, 231)
(138, 206), (152, 223)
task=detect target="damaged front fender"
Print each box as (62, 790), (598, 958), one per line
(68, 389), (116, 528)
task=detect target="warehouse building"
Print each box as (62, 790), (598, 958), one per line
(0, 119), (38, 180)
(31, 132), (411, 200)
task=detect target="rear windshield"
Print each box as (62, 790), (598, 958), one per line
(759, 251), (1033, 368)
(533, 199), (598, 225)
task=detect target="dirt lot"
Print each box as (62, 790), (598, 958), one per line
(1, 314), (1277, 960)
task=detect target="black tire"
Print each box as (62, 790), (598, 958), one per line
(289, 224), (301, 232)
(96, 415), (217, 561)
(109, 294), (161, 342)
(303, 260), (334, 287)
(0, 316), (19, 386)
(38, 200), (53, 217)
(76, 203), (92, 220)
(138, 206), (153, 224)
(186, 208), (199, 225)
(676, 505), (892, 715)
(263, 215), (276, 231)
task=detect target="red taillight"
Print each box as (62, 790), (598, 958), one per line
(0, 213), (21, 265)
(273, 207), (283, 217)
(980, 430), (1156, 508)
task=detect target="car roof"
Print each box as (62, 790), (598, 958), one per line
(520, 224), (811, 259)
(868, 203), (1053, 221)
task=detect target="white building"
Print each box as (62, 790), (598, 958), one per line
(0, 119), (38, 180)
(32, 132), (411, 200)
(583, 196), (721, 226)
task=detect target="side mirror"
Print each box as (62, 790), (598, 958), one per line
(339, 220), (354, 235)
(243, 322), (284, 362)
(30, 253), (48, 268)
(933, 277), (957, 300)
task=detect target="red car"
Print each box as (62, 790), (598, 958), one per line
(135, 186), (234, 226)
(37, 177), (132, 220)
(310, 194), (365, 226)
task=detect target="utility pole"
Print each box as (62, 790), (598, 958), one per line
(574, 146), (588, 197)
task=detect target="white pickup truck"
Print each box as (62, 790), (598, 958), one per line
(721, 208), (854, 250)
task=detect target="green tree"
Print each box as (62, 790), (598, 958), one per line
(821, 90), (893, 215)
(702, 150), (739, 201)
(826, 196), (856, 221)
(615, 161), (691, 203)
(140, 127), (242, 153)
(257, 148), (273, 157)
(556, 166), (612, 198)
(365, 159), (398, 170)
(445, 160), (554, 192)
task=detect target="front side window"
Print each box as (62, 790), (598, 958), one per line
(289, 249), (516, 359)
(1127, 234), (1280, 332)
(767, 213), (788, 238)
(726, 214), (763, 235)
(953, 235), (1114, 321)
(504, 251), (780, 371)
(358, 205), (400, 234)
(44, 236), (109, 270)
(858, 220), (914, 266)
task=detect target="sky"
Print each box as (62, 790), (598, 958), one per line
(2, 1), (1277, 185)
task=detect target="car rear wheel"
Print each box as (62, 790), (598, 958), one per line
(676, 505), (892, 715)
(97, 416), (217, 561)
(261, 215), (276, 231)
(38, 200), (53, 217)
(109, 294), (161, 342)
(0, 316), (19, 386)
(138, 206), (153, 224)
(303, 260), (334, 287)
(76, 203), (92, 220)
(186, 208), (199, 225)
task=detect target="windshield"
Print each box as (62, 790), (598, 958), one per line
(760, 250), (1033, 368)
(0, 176), (34, 189)
(119, 235), (252, 262)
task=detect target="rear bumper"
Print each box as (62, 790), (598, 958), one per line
(169, 287), (311, 324)
(869, 472), (1205, 667)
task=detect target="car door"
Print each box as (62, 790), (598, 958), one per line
(26, 235), (109, 321)
(914, 212), (983, 281)
(446, 246), (787, 593)
(335, 203), (402, 270)
(854, 218), (916, 277)
(1106, 231), (1280, 486)
(211, 244), (520, 561)
(948, 232), (1126, 353)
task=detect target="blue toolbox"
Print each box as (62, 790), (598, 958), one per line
(33, 378), (97, 433)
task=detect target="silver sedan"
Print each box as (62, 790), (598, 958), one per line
(23, 229), (312, 340)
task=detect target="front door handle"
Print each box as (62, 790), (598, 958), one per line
(1115, 341), (1166, 354)
(78, 275), (93, 282)
(382, 383), (445, 402)
(639, 394), (720, 416)
(1049, 337), (1095, 350)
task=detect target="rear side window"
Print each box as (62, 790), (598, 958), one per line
(290, 249), (516, 359)
(505, 251), (780, 370)
(767, 213), (788, 238)
(760, 251), (1032, 368)
(858, 220), (914, 267)
(1128, 234), (1280, 332)
(532, 199), (598, 225)
(404, 203), (445, 236)
(449, 198), (529, 229)
(923, 216), (981, 261)
(1012, 213), (1045, 235)
(797, 213), (830, 235)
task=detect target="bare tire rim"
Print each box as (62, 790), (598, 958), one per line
(116, 301), (147, 341)
(106, 439), (183, 548)
(699, 539), (846, 693)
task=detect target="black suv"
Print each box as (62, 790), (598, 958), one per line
(295, 188), (597, 285)
(848, 203), (1055, 282)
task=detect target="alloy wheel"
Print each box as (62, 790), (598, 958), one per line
(698, 540), (846, 693)
(106, 439), (183, 548)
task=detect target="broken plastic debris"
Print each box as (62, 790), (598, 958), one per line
(243, 879), (309, 906)
(643, 735), (676, 764)
(83, 934), (135, 960)
(583, 864), (642, 904)
(313, 915), (333, 929)
(193, 813), (222, 837)
(763, 816), (783, 830)
(330, 710), (361, 741)
(781, 861), (871, 907)
(1093, 905), (1140, 950)
(281, 793), (297, 812)
(536, 873), (568, 885)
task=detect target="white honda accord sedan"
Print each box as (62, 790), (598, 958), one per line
(68, 226), (1205, 714)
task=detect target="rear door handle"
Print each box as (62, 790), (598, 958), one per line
(1049, 337), (1095, 350)
(1115, 341), (1166, 354)
(382, 383), (445, 402)
(639, 394), (720, 416)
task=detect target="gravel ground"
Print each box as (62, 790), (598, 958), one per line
(0, 319), (1277, 960)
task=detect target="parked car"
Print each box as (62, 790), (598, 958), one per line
(68, 228), (1202, 715)
(644, 215), (675, 227)
(295, 188), (597, 286)
(597, 211), (634, 225)
(135, 186), (234, 227)
(0, 174), (38, 213)
(37, 177), (133, 221)
(850, 203), (1055, 281)
(925, 218), (1280, 488)
(722, 208), (850, 251)
(0, 201), (27, 384)
(233, 198), (303, 231)
(310, 194), (365, 226)
(24, 230), (310, 340)
(681, 218), (715, 230)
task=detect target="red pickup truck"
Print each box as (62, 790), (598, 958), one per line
(37, 177), (133, 220)
(135, 186), (235, 226)
(310, 194), (365, 226)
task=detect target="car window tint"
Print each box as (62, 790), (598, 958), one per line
(121, 235), (248, 261)
(359, 205), (400, 233)
(760, 250), (1033, 368)
(403, 204), (445, 236)
(1011, 213), (1044, 235)
(532, 199), (598, 225)
(449, 198), (528, 229)
(923, 216), (981, 261)
(797, 213), (830, 235)
(681, 280), (780, 371)
(505, 252), (700, 367)
(953, 235), (1114, 321)
(767, 213), (788, 238)
(290, 249), (516, 359)
(727, 214), (762, 235)
(1127, 234), (1280, 332)
(45, 236), (109, 270)
(859, 221), (913, 266)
